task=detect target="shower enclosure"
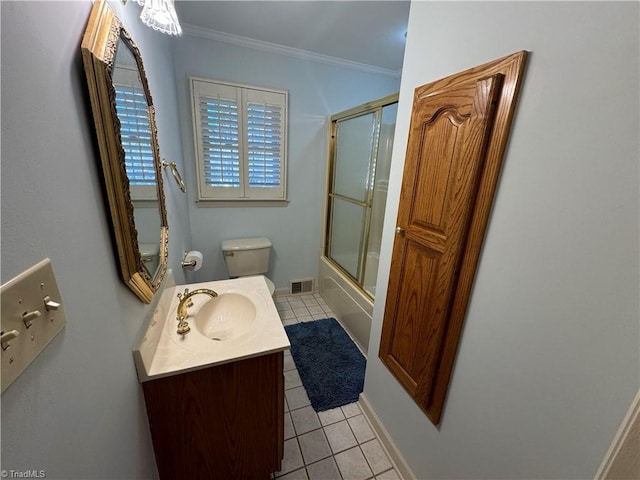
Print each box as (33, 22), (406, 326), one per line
(320, 93), (398, 353)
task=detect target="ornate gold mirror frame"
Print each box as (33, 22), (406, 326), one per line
(81, 0), (168, 303)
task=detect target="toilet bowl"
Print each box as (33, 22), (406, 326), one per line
(221, 237), (275, 296)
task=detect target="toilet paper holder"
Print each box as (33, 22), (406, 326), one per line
(181, 250), (203, 270)
(181, 255), (196, 268)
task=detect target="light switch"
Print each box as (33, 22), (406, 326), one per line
(1, 258), (67, 393)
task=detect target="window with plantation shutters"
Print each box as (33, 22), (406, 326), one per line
(191, 78), (287, 201)
(114, 79), (158, 201)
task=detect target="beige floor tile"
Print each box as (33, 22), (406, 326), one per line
(307, 306), (325, 315)
(286, 386), (311, 410)
(291, 405), (321, 435)
(289, 300), (306, 309)
(348, 415), (375, 443)
(285, 369), (303, 390)
(284, 412), (295, 440)
(293, 307), (311, 317)
(277, 438), (304, 476)
(281, 309), (297, 320)
(298, 429), (332, 465)
(306, 457), (342, 480)
(375, 469), (400, 480)
(341, 402), (361, 418)
(283, 352), (296, 371)
(334, 447), (373, 480)
(324, 420), (357, 454)
(318, 407), (345, 426)
(360, 439), (392, 475)
(303, 298), (320, 307)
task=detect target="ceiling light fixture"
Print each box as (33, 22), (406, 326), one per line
(135, 0), (182, 36)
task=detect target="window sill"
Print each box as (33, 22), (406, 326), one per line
(196, 199), (290, 207)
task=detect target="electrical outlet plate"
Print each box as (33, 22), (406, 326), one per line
(1, 258), (66, 393)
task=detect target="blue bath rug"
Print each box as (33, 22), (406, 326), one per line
(284, 318), (365, 412)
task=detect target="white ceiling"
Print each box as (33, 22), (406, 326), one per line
(174, 1), (411, 72)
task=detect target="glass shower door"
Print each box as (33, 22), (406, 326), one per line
(325, 95), (398, 299)
(361, 102), (397, 296)
(328, 111), (379, 279)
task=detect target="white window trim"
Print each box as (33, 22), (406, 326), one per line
(190, 77), (288, 203)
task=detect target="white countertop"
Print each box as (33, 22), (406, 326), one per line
(133, 275), (290, 382)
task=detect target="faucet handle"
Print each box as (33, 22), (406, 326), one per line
(177, 321), (191, 335)
(177, 288), (190, 301)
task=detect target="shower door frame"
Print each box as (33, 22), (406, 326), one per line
(324, 93), (399, 300)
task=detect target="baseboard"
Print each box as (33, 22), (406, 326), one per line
(359, 393), (416, 480)
(594, 388), (640, 479)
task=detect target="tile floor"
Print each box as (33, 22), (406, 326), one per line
(273, 292), (401, 480)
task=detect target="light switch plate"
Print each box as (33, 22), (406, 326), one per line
(1, 258), (67, 393)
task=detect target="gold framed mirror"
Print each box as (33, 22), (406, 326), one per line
(81, 0), (168, 303)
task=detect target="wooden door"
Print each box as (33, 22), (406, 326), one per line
(379, 51), (528, 425)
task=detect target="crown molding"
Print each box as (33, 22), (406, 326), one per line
(182, 23), (401, 79)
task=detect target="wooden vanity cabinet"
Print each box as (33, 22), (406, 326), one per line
(142, 351), (284, 479)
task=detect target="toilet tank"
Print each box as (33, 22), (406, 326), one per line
(222, 237), (272, 277)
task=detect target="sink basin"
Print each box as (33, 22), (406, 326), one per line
(193, 293), (256, 341)
(133, 275), (290, 382)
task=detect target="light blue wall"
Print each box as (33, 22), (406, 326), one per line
(172, 35), (400, 289)
(1, 1), (190, 476)
(365, 2), (639, 478)
(0, 1), (398, 475)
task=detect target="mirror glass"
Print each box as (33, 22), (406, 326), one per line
(81, 0), (168, 303)
(112, 40), (163, 279)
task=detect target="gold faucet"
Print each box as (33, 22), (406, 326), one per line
(176, 288), (218, 335)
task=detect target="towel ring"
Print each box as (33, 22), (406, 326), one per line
(162, 160), (186, 193)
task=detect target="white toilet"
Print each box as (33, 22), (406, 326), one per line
(221, 237), (276, 296)
(139, 243), (159, 277)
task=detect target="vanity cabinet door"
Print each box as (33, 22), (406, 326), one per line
(142, 352), (284, 479)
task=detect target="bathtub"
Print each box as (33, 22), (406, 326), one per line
(318, 256), (374, 355)
(362, 251), (379, 298)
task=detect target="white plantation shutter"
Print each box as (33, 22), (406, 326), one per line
(114, 85), (157, 199)
(199, 97), (241, 188)
(191, 78), (287, 201)
(247, 102), (282, 189)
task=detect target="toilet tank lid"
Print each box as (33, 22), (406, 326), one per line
(222, 237), (272, 251)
